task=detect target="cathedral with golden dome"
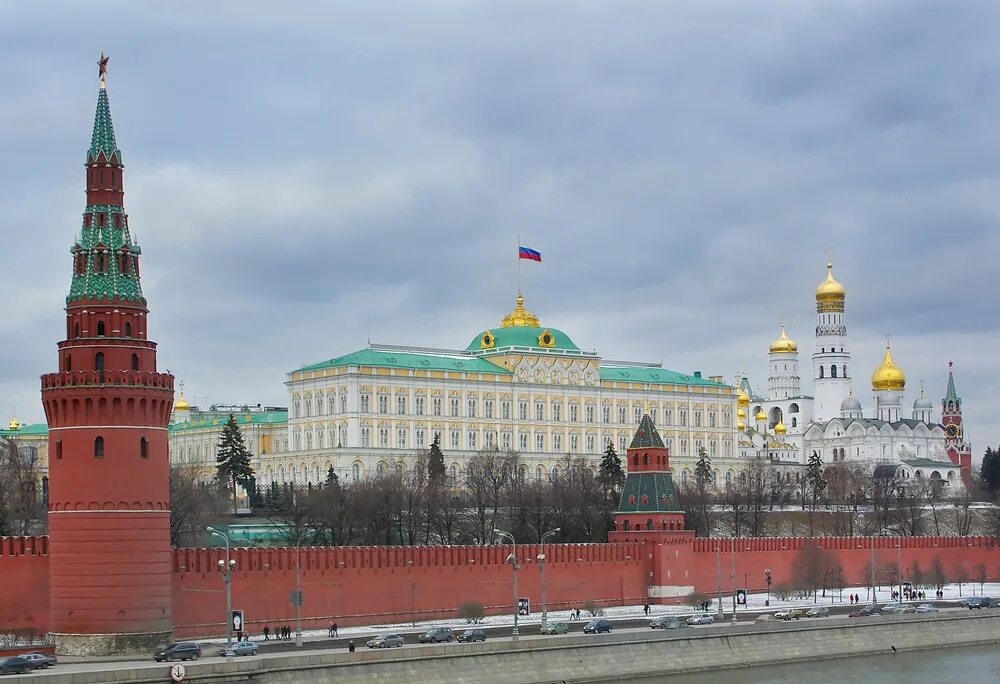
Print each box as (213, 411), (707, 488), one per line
(739, 262), (971, 488)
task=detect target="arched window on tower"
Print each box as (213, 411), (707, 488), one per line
(622, 520), (630, 531)
(831, 365), (838, 378)
(842, 365), (847, 378)
(65, 354), (71, 372)
(646, 519), (654, 531)
(95, 352), (105, 383)
(819, 366), (824, 379)
(94, 436), (104, 459)
(130, 354), (139, 371)
(125, 322), (132, 337)
(96, 321), (106, 337)
(74, 323), (80, 338)
(140, 437), (148, 459)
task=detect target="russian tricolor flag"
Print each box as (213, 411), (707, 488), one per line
(518, 245), (542, 262)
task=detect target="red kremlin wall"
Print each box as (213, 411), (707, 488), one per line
(3, 535), (1000, 639)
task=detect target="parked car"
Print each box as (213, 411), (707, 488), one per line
(540, 622), (570, 635)
(217, 641), (259, 657)
(650, 616), (688, 629)
(686, 613), (715, 626)
(366, 634), (404, 648)
(966, 597), (993, 609)
(805, 606), (830, 618)
(849, 604), (877, 618)
(0, 657), (32, 675)
(583, 618), (613, 634)
(153, 642), (201, 662)
(457, 629), (487, 642)
(916, 603), (938, 613)
(754, 614), (776, 624)
(419, 627), (454, 643)
(775, 608), (807, 621)
(20, 652), (57, 670)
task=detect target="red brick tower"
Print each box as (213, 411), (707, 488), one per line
(941, 362), (972, 486)
(608, 413), (690, 543)
(40, 58), (174, 655)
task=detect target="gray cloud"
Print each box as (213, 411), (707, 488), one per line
(0, 1), (997, 455)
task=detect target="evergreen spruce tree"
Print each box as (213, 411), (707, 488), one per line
(215, 414), (256, 514)
(598, 442), (625, 494)
(694, 446), (713, 490)
(427, 433), (446, 485)
(325, 465), (339, 487)
(805, 451), (826, 535)
(981, 447), (1000, 497)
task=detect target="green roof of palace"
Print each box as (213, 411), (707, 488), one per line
(295, 348), (511, 375)
(467, 326), (580, 352)
(629, 414), (665, 448)
(89, 88), (121, 164)
(600, 366), (727, 387)
(170, 411), (289, 433)
(901, 458), (958, 469)
(618, 472), (682, 514)
(0, 423), (49, 438)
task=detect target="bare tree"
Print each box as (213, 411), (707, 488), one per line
(792, 542), (839, 602)
(0, 438), (46, 536)
(465, 448), (515, 543)
(952, 563), (969, 597)
(953, 492), (975, 537)
(169, 466), (226, 546)
(930, 556), (947, 591)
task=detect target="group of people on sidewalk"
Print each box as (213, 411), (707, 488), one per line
(262, 625), (294, 640)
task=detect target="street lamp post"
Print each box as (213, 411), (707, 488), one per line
(730, 540), (737, 625)
(537, 527), (561, 628)
(494, 529), (519, 640)
(207, 527), (237, 650)
(765, 569), (772, 608)
(294, 536), (303, 647)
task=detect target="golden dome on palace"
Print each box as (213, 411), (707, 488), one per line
(816, 262), (846, 308)
(754, 408), (767, 422)
(174, 394), (190, 412)
(8, 415), (19, 431)
(872, 344), (906, 391)
(737, 421), (746, 431)
(769, 325), (798, 353)
(737, 407), (746, 419)
(501, 291), (541, 328)
(737, 387), (750, 407)
(774, 421), (787, 435)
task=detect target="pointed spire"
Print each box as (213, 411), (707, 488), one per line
(629, 413), (665, 449)
(88, 61), (121, 164)
(945, 362), (959, 402)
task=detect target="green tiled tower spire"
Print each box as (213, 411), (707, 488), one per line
(67, 77), (143, 305)
(945, 367), (959, 402)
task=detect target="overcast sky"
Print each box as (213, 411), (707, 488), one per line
(1, 1), (997, 456)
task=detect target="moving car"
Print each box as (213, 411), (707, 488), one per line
(881, 603), (916, 615)
(419, 627), (454, 643)
(583, 618), (613, 634)
(366, 634), (404, 648)
(754, 614), (775, 624)
(916, 603), (939, 613)
(20, 652), (57, 670)
(0, 657), (32, 675)
(849, 604), (877, 618)
(774, 608), (807, 621)
(457, 629), (487, 642)
(540, 622), (570, 635)
(966, 597), (993, 609)
(153, 642), (201, 662)
(805, 606), (830, 618)
(649, 616), (688, 629)
(217, 641), (259, 657)
(686, 613), (715, 626)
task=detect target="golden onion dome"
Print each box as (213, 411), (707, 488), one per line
(737, 387), (750, 407)
(872, 344), (906, 391)
(816, 262), (846, 305)
(737, 407), (746, 419)
(500, 291), (541, 328)
(8, 415), (19, 431)
(754, 408), (767, 422)
(737, 421), (746, 431)
(769, 325), (798, 354)
(174, 391), (190, 412)
(774, 421), (787, 435)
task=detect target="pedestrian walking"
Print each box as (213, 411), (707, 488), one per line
(332, 622), (338, 637)
(643, 603), (650, 616)
(263, 626), (270, 641)
(329, 623), (335, 638)
(348, 640), (356, 653)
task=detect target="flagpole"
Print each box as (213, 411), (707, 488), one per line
(516, 234), (521, 294)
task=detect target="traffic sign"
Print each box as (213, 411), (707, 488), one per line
(736, 589), (747, 606)
(170, 663), (186, 682)
(518, 597), (530, 616)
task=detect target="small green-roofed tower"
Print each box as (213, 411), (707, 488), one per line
(609, 413), (690, 542)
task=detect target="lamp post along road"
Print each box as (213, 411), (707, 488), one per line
(294, 535), (304, 647)
(537, 527), (561, 628)
(207, 527), (237, 650)
(730, 540), (737, 624)
(494, 529), (519, 640)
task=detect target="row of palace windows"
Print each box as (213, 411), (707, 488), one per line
(299, 394), (729, 428)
